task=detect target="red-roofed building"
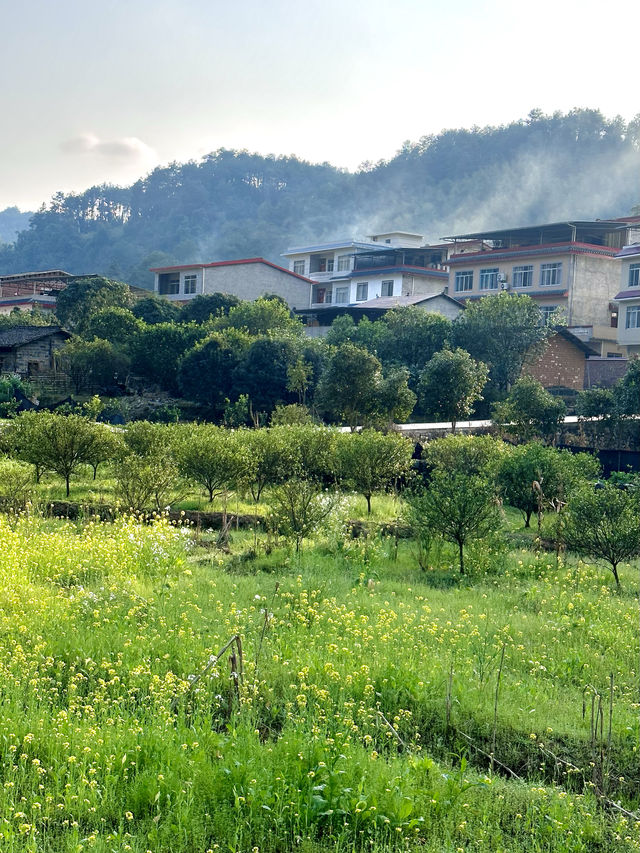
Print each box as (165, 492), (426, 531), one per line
(150, 258), (315, 310)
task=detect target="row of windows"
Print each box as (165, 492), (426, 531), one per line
(158, 274), (197, 295)
(316, 280), (395, 304)
(354, 280), (394, 301)
(294, 255), (352, 276)
(454, 263), (562, 292)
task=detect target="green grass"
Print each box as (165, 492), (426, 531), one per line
(0, 511), (637, 852)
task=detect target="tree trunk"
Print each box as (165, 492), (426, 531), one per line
(524, 510), (531, 528)
(366, 493), (371, 515)
(458, 540), (465, 574)
(611, 563), (621, 590)
(451, 420), (457, 434)
(65, 475), (70, 498)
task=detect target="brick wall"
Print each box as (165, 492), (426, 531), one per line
(523, 334), (586, 391)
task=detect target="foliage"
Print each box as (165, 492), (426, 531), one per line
(54, 276), (133, 330)
(0, 457), (35, 511)
(379, 308), (452, 375)
(614, 356), (640, 415)
(173, 425), (253, 502)
(0, 375), (32, 417)
(130, 322), (207, 392)
(132, 295), (182, 325)
(497, 443), (600, 527)
(270, 403), (313, 425)
(418, 347), (488, 431)
(177, 329), (252, 410)
(215, 296), (303, 337)
(334, 429), (414, 514)
(575, 387), (616, 418)
(179, 292), (240, 324)
(453, 294), (553, 392)
(232, 336), (299, 414)
(4, 412), (111, 496)
(492, 376), (566, 443)
(113, 453), (181, 512)
(413, 471), (502, 574)
(81, 306), (141, 346)
(562, 482), (640, 588)
(316, 343), (415, 428)
(56, 337), (129, 393)
(268, 479), (341, 551)
(424, 434), (508, 481)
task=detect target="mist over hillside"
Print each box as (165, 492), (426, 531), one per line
(1, 109), (638, 288)
(0, 207), (33, 245)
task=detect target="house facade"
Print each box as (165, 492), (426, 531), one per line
(613, 243), (640, 355)
(444, 219), (640, 357)
(150, 258), (315, 310)
(282, 232), (454, 308)
(0, 326), (70, 378)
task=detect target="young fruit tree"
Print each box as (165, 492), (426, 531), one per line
(418, 347), (488, 433)
(562, 483), (640, 590)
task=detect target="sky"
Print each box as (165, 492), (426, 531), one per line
(2, 0), (639, 211)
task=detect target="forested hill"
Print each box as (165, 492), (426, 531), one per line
(1, 109), (639, 289)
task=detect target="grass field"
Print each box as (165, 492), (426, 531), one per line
(0, 509), (637, 852)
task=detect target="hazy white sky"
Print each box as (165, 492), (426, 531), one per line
(2, 0), (639, 210)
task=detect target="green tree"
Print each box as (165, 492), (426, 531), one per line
(173, 425), (252, 502)
(424, 434), (508, 481)
(81, 307), (141, 347)
(7, 412), (108, 496)
(497, 443), (599, 527)
(418, 348), (488, 432)
(575, 387), (616, 418)
(55, 277), (133, 331)
(614, 357), (640, 415)
(215, 297), (303, 337)
(179, 293), (240, 324)
(268, 479), (340, 553)
(414, 471), (502, 574)
(56, 338), (130, 393)
(177, 330), (252, 410)
(233, 337), (299, 414)
(130, 323), (207, 392)
(379, 307), (451, 375)
(453, 293), (553, 392)
(562, 483), (640, 589)
(242, 427), (300, 502)
(334, 430), (414, 514)
(132, 296), (182, 325)
(492, 376), (566, 443)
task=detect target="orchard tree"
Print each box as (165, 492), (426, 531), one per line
(132, 296), (182, 325)
(497, 443), (599, 527)
(418, 347), (488, 432)
(562, 483), (640, 589)
(334, 429), (414, 514)
(179, 293), (240, 324)
(81, 307), (141, 347)
(453, 293), (553, 391)
(173, 425), (252, 502)
(424, 434), (508, 481)
(215, 297), (303, 337)
(416, 471), (502, 574)
(242, 427), (299, 502)
(492, 376), (566, 443)
(177, 329), (251, 410)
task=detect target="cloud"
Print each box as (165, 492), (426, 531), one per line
(60, 133), (156, 162)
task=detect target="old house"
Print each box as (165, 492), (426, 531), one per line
(522, 328), (598, 392)
(0, 326), (70, 379)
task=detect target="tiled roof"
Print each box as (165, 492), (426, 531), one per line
(614, 288), (640, 300)
(0, 326), (68, 348)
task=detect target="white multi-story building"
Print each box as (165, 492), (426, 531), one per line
(282, 231), (451, 309)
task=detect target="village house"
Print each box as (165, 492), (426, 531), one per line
(0, 326), (70, 379)
(150, 258), (315, 310)
(443, 218), (640, 357)
(613, 243), (640, 355)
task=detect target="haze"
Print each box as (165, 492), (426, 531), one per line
(2, 0), (639, 211)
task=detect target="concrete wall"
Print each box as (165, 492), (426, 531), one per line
(569, 254), (619, 327)
(155, 264), (312, 309)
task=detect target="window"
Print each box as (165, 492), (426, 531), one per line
(183, 274), (197, 294)
(454, 271), (473, 292)
(479, 268), (499, 291)
(337, 255), (351, 272)
(539, 305), (559, 325)
(540, 262), (562, 286)
(334, 286), (349, 304)
(293, 260), (305, 275)
(625, 305), (640, 329)
(381, 280), (394, 297)
(356, 282), (368, 301)
(325, 289), (332, 304)
(629, 263), (640, 288)
(158, 273), (180, 295)
(512, 265), (533, 288)
(327, 259), (334, 272)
